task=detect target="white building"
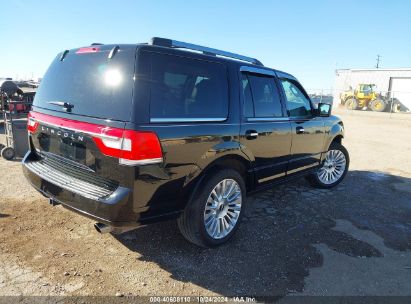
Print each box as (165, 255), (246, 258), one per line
(334, 68), (411, 110)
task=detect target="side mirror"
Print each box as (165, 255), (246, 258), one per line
(318, 103), (332, 117)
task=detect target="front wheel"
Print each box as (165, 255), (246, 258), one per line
(306, 143), (349, 189)
(178, 169), (245, 247)
(370, 99), (387, 112)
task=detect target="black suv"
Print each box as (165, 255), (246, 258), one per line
(23, 37), (349, 247)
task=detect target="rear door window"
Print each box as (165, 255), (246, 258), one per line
(33, 47), (135, 121)
(241, 74), (254, 117)
(241, 73), (283, 118)
(149, 52), (228, 121)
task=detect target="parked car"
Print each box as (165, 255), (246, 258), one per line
(23, 38), (349, 247)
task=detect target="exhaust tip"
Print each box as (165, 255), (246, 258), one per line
(94, 222), (113, 234)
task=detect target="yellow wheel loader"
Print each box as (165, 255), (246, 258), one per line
(340, 84), (388, 112)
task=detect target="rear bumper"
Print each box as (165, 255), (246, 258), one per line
(22, 151), (140, 230)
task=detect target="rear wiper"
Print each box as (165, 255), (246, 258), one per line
(47, 101), (74, 112)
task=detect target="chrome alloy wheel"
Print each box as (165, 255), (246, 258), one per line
(204, 179), (242, 239)
(317, 149), (347, 184)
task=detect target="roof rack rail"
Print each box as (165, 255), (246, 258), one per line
(150, 37), (263, 66)
(91, 43), (103, 46)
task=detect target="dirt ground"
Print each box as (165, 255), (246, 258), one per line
(0, 109), (410, 300)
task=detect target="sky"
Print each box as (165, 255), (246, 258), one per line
(1, 0), (411, 90)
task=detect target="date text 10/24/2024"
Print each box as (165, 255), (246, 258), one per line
(149, 296), (256, 303)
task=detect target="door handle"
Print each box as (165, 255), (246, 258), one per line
(296, 126), (305, 134)
(245, 130), (258, 139)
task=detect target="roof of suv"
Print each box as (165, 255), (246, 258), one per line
(140, 37), (296, 80)
(69, 37), (296, 81)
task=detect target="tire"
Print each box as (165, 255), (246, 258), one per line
(1, 147), (15, 160)
(391, 100), (402, 113)
(177, 169), (246, 247)
(344, 98), (358, 110)
(370, 99), (387, 112)
(306, 142), (349, 189)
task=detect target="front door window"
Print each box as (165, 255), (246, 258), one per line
(280, 79), (313, 119)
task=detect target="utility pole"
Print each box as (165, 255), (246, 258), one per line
(376, 55), (381, 69)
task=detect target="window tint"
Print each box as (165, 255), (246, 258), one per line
(242, 73), (283, 118)
(280, 79), (312, 118)
(150, 53), (228, 120)
(34, 49), (135, 121)
(241, 74), (254, 117)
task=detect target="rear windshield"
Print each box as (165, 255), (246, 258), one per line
(34, 47), (135, 121)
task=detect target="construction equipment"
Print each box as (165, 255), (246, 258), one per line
(340, 84), (388, 112)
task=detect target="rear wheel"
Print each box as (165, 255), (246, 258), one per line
(306, 142), (349, 189)
(178, 169), (245, 247)
(370, 99), (387, 112)
(345, 98), (358, 110)
(1, 147), (15, 160)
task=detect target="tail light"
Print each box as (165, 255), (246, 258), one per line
(27, 112), (39, 133)
(27, 112), (163, 166)
(93, 129), (163, 166)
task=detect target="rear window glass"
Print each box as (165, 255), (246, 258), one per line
(242, 73), (283, 118)
(241, 74), (254, 117)
(33, 48), (135, 121)
(149, 52), (228, 121)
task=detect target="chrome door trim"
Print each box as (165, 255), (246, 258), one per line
(150, 117), (227, 123)
(287, 162), (319, 175)
(246, 117), (290, 122)
(258, 172), (286, 183)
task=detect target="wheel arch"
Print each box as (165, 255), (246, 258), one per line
(331, 134), (343, 145)
(182, 154), (252, 208)
(323, 121), (345, 152)
(202, 155), (251, 186)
